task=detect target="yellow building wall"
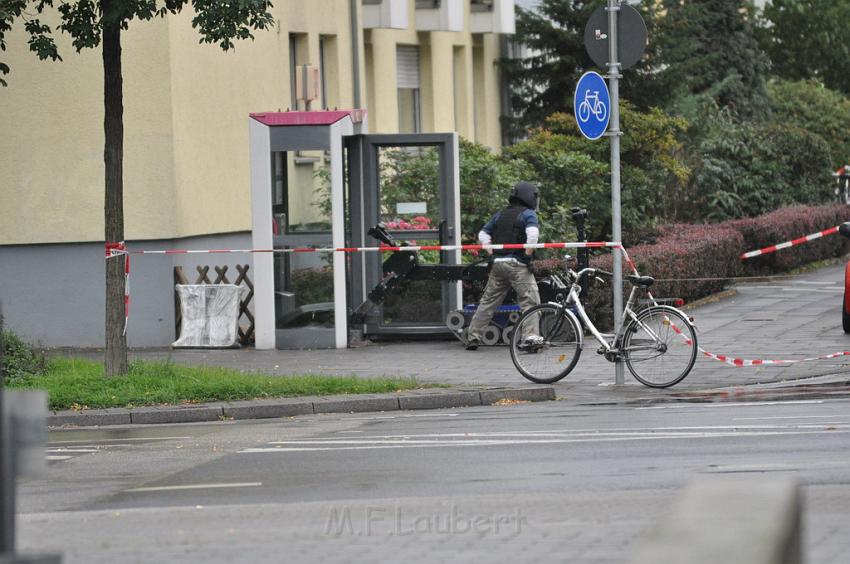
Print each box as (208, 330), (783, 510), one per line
(0, 1), (506, 246)
(364, 1), (504, 147)
(161, 1), (358, 239)
(0, 13), (178, 245)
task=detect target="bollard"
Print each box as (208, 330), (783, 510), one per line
(630, 477), (801, 564)
(0, 306), (61, 563)
(2, 392), (48, 480)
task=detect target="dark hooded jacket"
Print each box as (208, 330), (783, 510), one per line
(481, 182), (540, 264)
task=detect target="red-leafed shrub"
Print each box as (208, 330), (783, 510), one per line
(529, 204), (850, 330)
(730, 204), (850, 273)
(582, 224), (743, 330)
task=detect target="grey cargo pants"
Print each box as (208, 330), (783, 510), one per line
(467, 259), (540, 342)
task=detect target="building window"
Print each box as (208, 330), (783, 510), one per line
(289, 33), (308, 110)
(472, 44), (484, 143)
(318, 35), (340, 110)
(396, 45), (421, 133)
(319, 36), (328, 110)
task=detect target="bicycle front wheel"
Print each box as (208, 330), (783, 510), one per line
(578, 101), (591, 123)
(510, 304), (582, 384)
(622, 306), (697, 388)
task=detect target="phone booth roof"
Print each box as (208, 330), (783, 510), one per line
(249, 109), (366, 350)
(249, 109), (366, 127)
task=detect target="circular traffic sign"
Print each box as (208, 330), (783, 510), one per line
(574, 71), (610, 141)
(584, 4), (648, 71)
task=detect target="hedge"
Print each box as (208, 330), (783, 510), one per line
(531, 204), (850, 330)
(731, 204), (850, 274)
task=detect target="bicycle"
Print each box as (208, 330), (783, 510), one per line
(577, 90), (608, 124)
(509, 261), (698, 388)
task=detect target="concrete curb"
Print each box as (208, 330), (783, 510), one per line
(47, 386), (556, 428)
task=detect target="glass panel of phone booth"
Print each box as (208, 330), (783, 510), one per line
(378, 145), (442, 325)
(272, 151), (335, 335)
(352, 134), (459, 336)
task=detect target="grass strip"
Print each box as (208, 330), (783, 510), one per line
(8, 357), (430, 411)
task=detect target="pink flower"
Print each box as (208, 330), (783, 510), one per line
(412, 216), (431, 225)
(398, 221), (411, 229)
(386, 221), (399, 229)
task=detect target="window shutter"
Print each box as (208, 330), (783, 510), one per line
(396, 45), (421, 89)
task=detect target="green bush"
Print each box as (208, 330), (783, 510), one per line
(767, 80), (850, 169)
(378, 147), (442, 227)
(504, 132), (609, 244)
(290, 267), (334, 307)
(505, 102), (693, 242)
(1, 329), (47, 385)
(691, 104), (833, 220)
(459, 138), (532, 243)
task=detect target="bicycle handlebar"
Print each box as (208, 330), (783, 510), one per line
(573, 268), (613, 282)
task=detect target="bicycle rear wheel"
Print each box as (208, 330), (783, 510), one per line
(622, 305), (697, 388)
(510, 304), (582, 384)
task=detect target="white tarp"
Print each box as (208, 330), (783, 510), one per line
(172, 284), (248, 348)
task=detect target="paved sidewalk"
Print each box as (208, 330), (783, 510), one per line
(59, 262), (850, 420)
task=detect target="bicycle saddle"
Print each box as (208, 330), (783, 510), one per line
(627, 275), (654, 287)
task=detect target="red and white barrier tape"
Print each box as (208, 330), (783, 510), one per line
(699, 350), (850, 367)
(105, 242), (130, 336)
(104, 240), (619, 334)
(106, 241), (850, 368)
(621, 247), (850, 367)
(740, 226), (839, 259)
(108, 241), (622, 256)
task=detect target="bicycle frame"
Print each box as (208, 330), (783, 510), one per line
(554, 269), (655, 356)
(513, 263), (697, 387)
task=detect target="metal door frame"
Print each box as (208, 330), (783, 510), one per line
(347, 133), (461, 337)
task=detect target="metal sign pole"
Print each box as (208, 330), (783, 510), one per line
(0, 301), (13, 554)
(607, 0), (624, 385)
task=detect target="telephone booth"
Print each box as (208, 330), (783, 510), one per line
(249, 111), (461, 349)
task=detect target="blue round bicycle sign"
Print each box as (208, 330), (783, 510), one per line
(574, 71), (610, 140)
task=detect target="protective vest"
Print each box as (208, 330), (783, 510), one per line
(492, 205), (529, 262)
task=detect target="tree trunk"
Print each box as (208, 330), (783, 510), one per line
(103, 0), (128, 377)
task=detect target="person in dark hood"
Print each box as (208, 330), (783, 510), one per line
(465, 181), (542, 350)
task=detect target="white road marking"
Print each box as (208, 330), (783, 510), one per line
(46, 455), (73, 461)
(125, 482), (262, 493)
(804, 288), (843, 293)
(704, 461), (850, 472)
(636, 400), (825, 410)
(733, 415), (850, 421)
(272, 423), (850, 439)
(240, 427), (850, 453)
(48, 436), (191, 446)
(703, 463), (797, 472)
(46, 448), (101, 454)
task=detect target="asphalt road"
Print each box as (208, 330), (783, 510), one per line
(22, 398), (850, 563)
